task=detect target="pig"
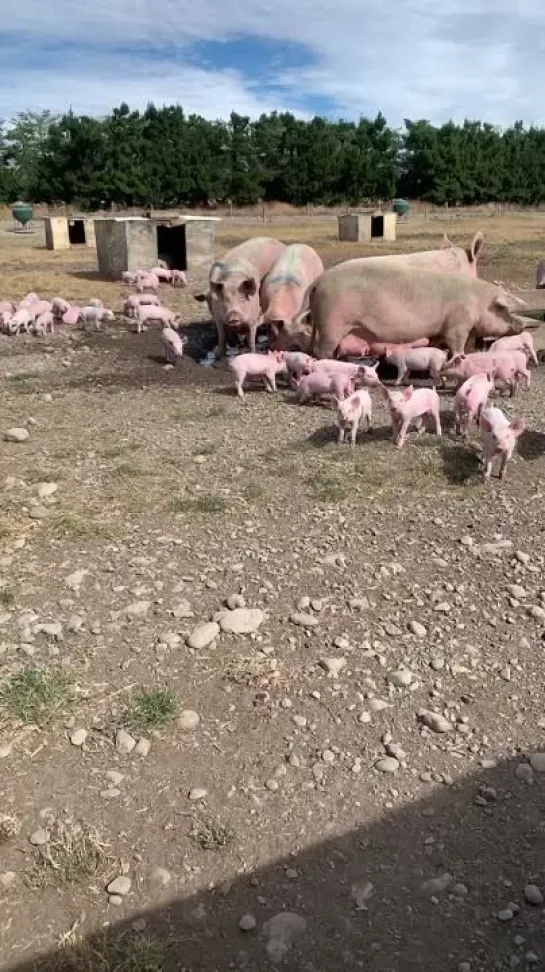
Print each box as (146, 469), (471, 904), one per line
(161, 326), (187, 364)
(88, 298), (104, 308)
(63, 306), (81, 325)
(441, 350), (530, 395)
(490, 350), (531, 396)
(32, 311), (55, 336)
(302, 261), (524, 361)
(0, 300), (14, 314)
(369, 338), (429, 357)
(454, 373), (495, 437)
(295, 370), (353, 405)
(18, 292), (40, 309)
(171, 269), (187, 287)
(489, 331), (538, 366)
(336, 389), (373, 445)
(51, 297), (70, 317)
(193, 237), (287, 358)
(307, 359), (360, 377)
(151, 266), (173, 282)
(229, 351), (287, 400)
(480, 406), (525, 480)
(284, 351), (315, 386)
(7, 309), (32, 335)
(79, 305), (115, 329)
(135, 272), (160, 293)
(260, 244), (324, 349)
(26, 300), (52, 321)
(124, 294), (162, 318)
(133, 305), (181, 333)
(121, 271), (140, 285)
(535, 260), (545, 289)
(440, 351), (498, 386)
(385, 347), (448, 385)
(0, 310), (13, 332)
(354, 362), (381, 388)
(380, 383), (442, 448)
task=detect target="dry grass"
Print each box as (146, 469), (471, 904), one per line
(31, 820), (107, 888)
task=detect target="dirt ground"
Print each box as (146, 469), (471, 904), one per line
(2, 215), (545, 972)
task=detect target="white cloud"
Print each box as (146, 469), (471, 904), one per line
(3, 0), (545, 125)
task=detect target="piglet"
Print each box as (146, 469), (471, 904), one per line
(171, 269), (187, 287)
(0, 300), (14, 315)
(285, 351), (315, 386)
(491, 350), (531, 397)
(369, 338), (429, 357)
(135, 272), (160, 293)
(454, 372), (494, 437)
(133, 304), (180, 333)
(26, 300), (52, 321)
(381, 384), (442, 448)
(480, 405), (525, 480)
(63, 306), (82, 325)
(161, 326), (187, 364)
(151, 266), (173, 282)
(51, 297), (70, 318)
(295, 370), (353, 405)
(0, 310), (13, 332)
(121, 271), (139, 286)
(18, 292), (40, 309)
(79, 306), (115, 329)
(7, 309), (32, 335)
(229, 351), (287, 400)
(489, 331), (538, 367)
(385, 347), (447, 385)
(354, 362), (381, 388)
(336, 389), (373, 446)
(87, 298), (104, 308)
(33, 311), (55, 336)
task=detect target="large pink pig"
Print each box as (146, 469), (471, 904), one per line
(261, 244), (324, 349)
(194, 237), (286, 358)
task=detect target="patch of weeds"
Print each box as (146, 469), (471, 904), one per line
(190, 814), (235, 851)
(32, 821), (105, 887)
(224, 653), (276, 686)
(192, 442), (216, 456)
(49, 933), (171, 972)
(50, 514), (111, 540)
(0, 813), (22, 843)
(0, 668), (76, 726)
(111, 461), (153, 479)
(0, 584), (15, 607)
(206, 405), (225, 419)
(309, 470), (349, 503)
(7, 372), (39, 384)
(171, 494), (227, 514)
(242, 481), (265, 501)
(124, 689), (179, 731)
(111, 934), (173, 972)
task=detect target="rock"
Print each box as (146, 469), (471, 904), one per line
(188, 787), (207, 801)
(515, 762), (534, 784)
(419, 710), (453, 734)
(150, 866), (172, 887)
(239, 914), (256, 932)
(219, 608), (264, 635)
(368, 698), (389, 713)
(289, 612), (319, 628)
(135, 738), (151, 757)
(497, 908), (514, 922)
(528, 606), (545, 622)
(105, 771), (124, 786)
(263, 912), (307, 962)
(226, 594), (245, 610)
(101, 788), (121, 800)
(29, 828), (49, 846)
(434, 601), (451, 613)
(375, 757), (399, 774)
(4, 428), (29, 443)
(409, 620), (427, 638)
(69, 728), (87, 747)
(125, 600), (151, 619)
(178, 709), (200, 731)
(524, 884), (543, 906)
(172, 600), (194, 619)
(37, 622), (63, 639)
(319, 657), (346, 677)
(507, 584), (527, 599)
(358, 711), (371, 724)
(109, 894), (124, 906)
(29, 505), (48, 520)
(349, 597), (369, 610)
(516, 551), (530, 564)
(37, 482), (58, 499)
(388, 668), (414, 688)
(265, 778), (279, 791)
(422, 873), (454, 895)
(0, 871), (16, 888)
(529, 753), (545, 772)
(67, 615), (84, 632)
(292, 715), (307, 728)
(0, 742), (13, 758)
(115, 729), (136, 755)
(65, 569), (88, 591)
(187, 622), (219, 650)
(107, 875), (131, 896)
(351, 880), (374, 909)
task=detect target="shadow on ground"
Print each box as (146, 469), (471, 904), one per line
(6, 753), (545, 972)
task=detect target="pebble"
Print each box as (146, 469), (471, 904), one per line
(4, 428), (29, 443)
(219, 608), (264, 634)
(37, 622), (63, 639)
(29, 506), (48, 519)
(368, 699), (389, 713)
(37, 482), (58, 499)
(135, 738), (151, 757)
(109, 894), (124, 907)
(388, 668), (414, 688)
(419, 710), (453, 733)
(515, 763), (534, 784)
(507, 584), (527, 599)
(292, 715), (307, 728)
(422, 873), (453, 894)
(226, 594), (245, 610)
(266, 778), (279, 791)
(187, 622), (220, 650)
(524, 884), (543, 906)
(529, 753), (545, 772)
(516, 551), (530, 564)
(498, 908), (514, 922)
(239, 914), (256, 932)
(150, 866), (172, 887)
(105, 771), (124, 786)
(0, 871), (16, 889)
(67, 615), (84, 632)
(101, 788), (121, 800)
(115, 729), (137, 755)
(408, 620), (427, 638)
(188, 787), (208, 801)
(375, 757), (399, 774)
(358, 711), (371, 724)
(289, 612), (319, 627)
(319, 657), (346, 677)
(172, 600), (194, 619)
(0, 742), (13, 758)
(29, 828), (49, 846)
(65, 569), (87, 591)
(125, 600), (151, 618)
(263, 912), (307, 962)
(178, 709), (200, 731)
(528, 605), (545, 622)
(107, 875), (131, 896)
(69, 728), (87, 747)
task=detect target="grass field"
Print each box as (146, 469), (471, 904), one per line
(2, 214), (545, 972)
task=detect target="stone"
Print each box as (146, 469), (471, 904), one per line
(422, 873), (454, 894)
(37, 482), (58, 499)
(368, 698), (389, 713)
(29, 505), (48, 519)
(150, 866), (172, 887)
(515, 763), (534, 784)
(125, 600), (151, 619)
(219, 608), (264, 635)
(388, 668), (414, 688)
(0, 871), (16, 888)
(172, 600), (194, 619)
(529, 753), (545, 773)
(0, 742), (13, 758)
(178, 709), (200, 731)
(65, 570), (88, 591)
(319, 657), (346, 677)
(528, 606), (545, 622)
(375, 756), (399, 773)
(109, 894), (124, 906)
(292, 715), (307, 728)
(67, 615), (84, 632)
(187, 622), (219, 650)
(107, 875), (131, 896)
(188, 787), (207, 801)
(69, 728), (87, 747)
(115, 729), (136, 755)
(4, 428), (29, 443)
(419, 710), (453, 734)
(29, 828), (49, 846)
(101, 788), (121, 800)
(289, 612), (319, 627)
(226, 594), (245, 610)
(263, 912), (307, 962)
(507, 584), (527, 599)
(239, 914), (256, 931)
(524, 884), (543, 906)
(497, 908), (514, 922)
(135, 738), (151, 757)
(105, 771), (124, 786)
(409, 620), (427, 638)
(516, 551), (530, 564)
(37, 622), (63, 639)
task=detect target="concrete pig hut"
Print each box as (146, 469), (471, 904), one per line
(338, 211), (396, 243)
(44, 215), (97, 250)
(93, 214), (220, 281)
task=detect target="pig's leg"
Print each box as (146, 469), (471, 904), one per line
(483, 455), (493, 480)
(215, 317), (226, 359)
(432, 405), (442, 437)
(337, 423), (345, 445)
(247, 322), (258, 354)
(313, 331), (343, 360)
(350, 417), (359, 447)
(235, 373), (246, 399)
(443, 312), (470, 358)
(498, 452), (509, 480)
(395, 419), (410, 448)
(394, 357), (407, 386)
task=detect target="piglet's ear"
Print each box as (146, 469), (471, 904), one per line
(403, 385), (414, 400)
(509, 417), (525, 437)
(480, 416), (493, 433)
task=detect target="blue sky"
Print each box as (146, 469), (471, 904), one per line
(0, 1), (543, 127)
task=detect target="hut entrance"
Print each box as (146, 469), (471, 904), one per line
(68, 219), (86, 245)
(371, 214), (384, 238)
(157, 224), (187, 270)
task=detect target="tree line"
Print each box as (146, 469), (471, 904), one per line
(2, 105), (545, 210)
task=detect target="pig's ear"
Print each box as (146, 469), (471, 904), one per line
(493, 292), (527, 312)
(193, 291), (209, 303)
(240, 277), (257, 298)
(509, 417), (525, 437)
(441, 233), (453, 249)
(403, 385), (414, 400)
(480, 415), (493, 433)
(468, 231), (484, 262)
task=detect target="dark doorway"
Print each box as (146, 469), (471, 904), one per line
(157, 225), (187, 270)
(68, 219), (86, 245)
(371, 214), (384, 239)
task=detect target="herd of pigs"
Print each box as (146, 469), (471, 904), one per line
(1, 232), (544, 481)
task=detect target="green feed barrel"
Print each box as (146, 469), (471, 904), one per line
(393, 198), (410, 217)
(12, 201), (34, 227)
